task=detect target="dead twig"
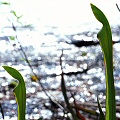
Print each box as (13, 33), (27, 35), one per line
(116, 3), (120, 12)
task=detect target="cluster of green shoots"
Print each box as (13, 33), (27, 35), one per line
(2, 3), (116, 120)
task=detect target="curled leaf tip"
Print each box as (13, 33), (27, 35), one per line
(3, 66), (26, 120)
(91, 3), (116, 120)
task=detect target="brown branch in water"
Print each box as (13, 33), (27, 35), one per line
(72, 105), (99, 117)
(39, 68), (88, 79)
(66, 40), (120, 47)
(71, 93), (86, 120)
(74, 102), (120, 112)
(64, 68), (88, 76)
(70, 96), (99, 117)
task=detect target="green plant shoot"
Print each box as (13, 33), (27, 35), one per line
(3, 66), (26, 120)
(97, 96), (105, 120)
(91, 4), (116, 120)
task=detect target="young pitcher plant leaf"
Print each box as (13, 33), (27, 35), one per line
(91, 3), (116, 120)
(3, 66), (26, 120)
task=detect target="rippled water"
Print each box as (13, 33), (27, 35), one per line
(0, 0), (120, 119)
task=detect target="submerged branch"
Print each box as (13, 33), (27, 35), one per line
(66, 40), (120, 47)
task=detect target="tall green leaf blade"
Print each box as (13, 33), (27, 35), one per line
(61, 72), (78, 120)
(91, 3), (116, 120)
(0, 103), (4, 119)
(3, 66), (26, 120)
(97, 96), (105, 120)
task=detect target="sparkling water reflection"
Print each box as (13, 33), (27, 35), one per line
(0, 0), (120, 119)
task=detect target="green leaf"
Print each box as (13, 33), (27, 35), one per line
(1, 2), (10, 5)
(3, 66), (26, 120)
(17, 15), (23, 20)
(11, 10), (23, 20)
(91, 3), (116, 120)
(97, 97), (105, 120)
(11, 10), (23, 25)
(11, 10), (18, 18)
(17, 20), (23, 25)
(61, 72), (79, 120)
(9, 36), (15, 40)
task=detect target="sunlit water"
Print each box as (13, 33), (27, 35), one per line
(0, 0), (120, 119)
(0, 0), (120, 49)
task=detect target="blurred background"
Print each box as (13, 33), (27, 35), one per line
(0, 0), (120, 119)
